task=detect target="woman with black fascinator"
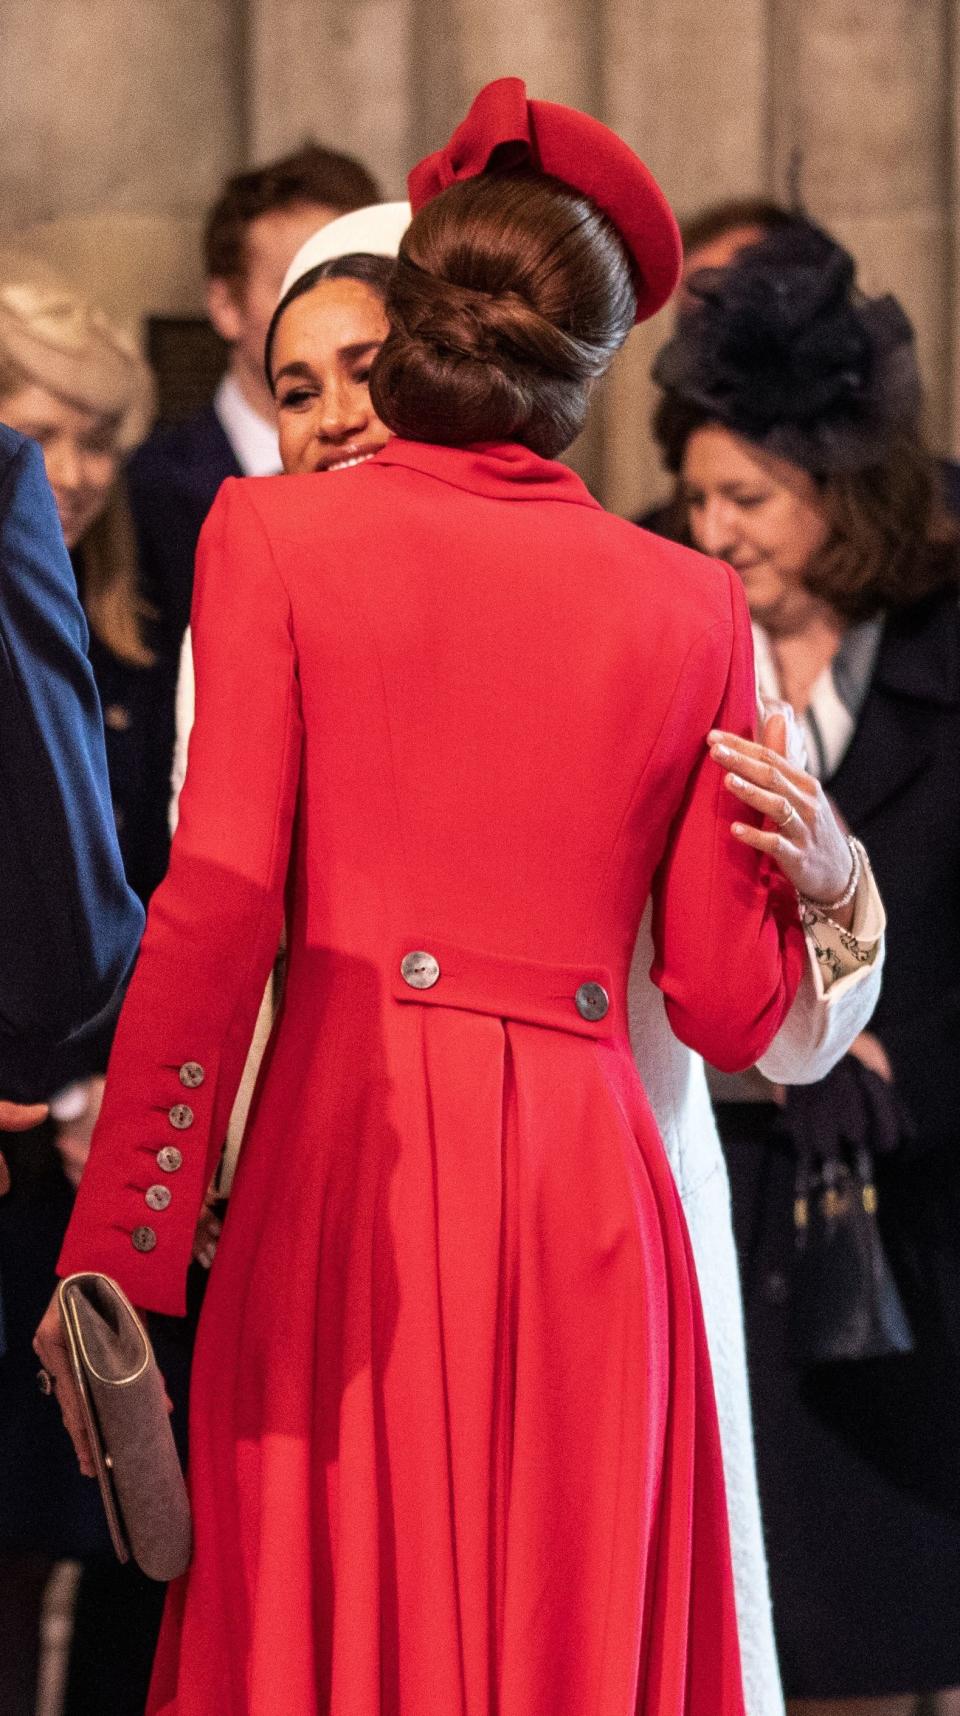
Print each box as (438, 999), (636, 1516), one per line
(653, 220), (960, 1715)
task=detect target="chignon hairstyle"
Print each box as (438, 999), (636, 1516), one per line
(368, 173), (637, 458)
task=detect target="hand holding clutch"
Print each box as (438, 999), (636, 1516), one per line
(36, 1274), (192, 1581)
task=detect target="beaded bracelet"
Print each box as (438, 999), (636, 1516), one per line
(796, 833), (862, 916)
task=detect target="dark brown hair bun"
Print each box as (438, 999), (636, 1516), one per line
(369, 173), (636, 458)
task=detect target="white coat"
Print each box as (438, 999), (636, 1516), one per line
(629, 895), (884, 1716)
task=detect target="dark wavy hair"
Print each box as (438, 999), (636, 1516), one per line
(652, 219), (958, 620)
(204, 145), (381, 285)
(368, 173), (637, 459)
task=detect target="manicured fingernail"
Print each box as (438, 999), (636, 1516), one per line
(712, 745), (731, 761)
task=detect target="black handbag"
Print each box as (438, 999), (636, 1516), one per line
(780, 1058), (915, 1366)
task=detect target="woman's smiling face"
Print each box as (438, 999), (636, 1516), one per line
(0, 380), (120, 547)
(271, 276), (391, 476)
(681, 423), (832, 635)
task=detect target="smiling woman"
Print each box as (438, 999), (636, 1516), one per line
(266, 253), (394, 475)
(679, 429), (832, 636)
(0, 258), (179, 909)
(172, 219), (403, 817)
(652, 214), (960, 1715)
(167, 218), (405, 1190)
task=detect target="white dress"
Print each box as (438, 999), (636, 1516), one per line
(629, 876), (884, 1716)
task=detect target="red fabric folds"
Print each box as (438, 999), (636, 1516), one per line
(58, 440), (802, 1714)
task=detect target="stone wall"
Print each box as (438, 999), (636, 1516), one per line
(0, 0), (956, 513)
(0, 0), (243, 327)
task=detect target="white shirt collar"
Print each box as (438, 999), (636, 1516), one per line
(751, 619), (881, 781)
(213, 373), (281, 477)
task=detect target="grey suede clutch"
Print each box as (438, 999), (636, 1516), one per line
(58, 1272), (192, 1581)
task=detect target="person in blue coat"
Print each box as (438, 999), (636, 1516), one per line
(0, 422), (143, 1112)
(0, 419), (146, 1712)
(0, 411), (143, 1543)
(0, 265), (156, 1714)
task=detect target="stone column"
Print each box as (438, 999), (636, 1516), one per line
(245, 0), (416, 198)
(406, 0), (606, 487)
(599, 0), (772, 515)
(0, 0), (243, 335)
(770, 0), (953, 450)
(409, 0), (596, 160)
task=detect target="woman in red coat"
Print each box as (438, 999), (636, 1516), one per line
(39, 81), (855, 1715)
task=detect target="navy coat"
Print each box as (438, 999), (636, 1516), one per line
(0, 426), (143, 1101)
(75, 545), (178, 911)
(127, 404), (240, 654)
(720, 577), (960, 1696)
(829, 580), (960, 1154)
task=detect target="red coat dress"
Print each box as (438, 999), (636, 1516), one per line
(59, 438), (804, 1716)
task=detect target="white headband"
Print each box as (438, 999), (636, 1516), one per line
(278, 201), (411, 306)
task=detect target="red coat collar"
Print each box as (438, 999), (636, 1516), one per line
(370, 437), (602, 508)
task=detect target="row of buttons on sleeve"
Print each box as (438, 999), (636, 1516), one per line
(131, 1063), (205, 1253)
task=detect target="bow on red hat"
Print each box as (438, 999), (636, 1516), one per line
(407, 77), (682, 324)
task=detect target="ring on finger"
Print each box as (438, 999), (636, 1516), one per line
(777, 802), (801, 833)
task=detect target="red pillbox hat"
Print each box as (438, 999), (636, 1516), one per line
(408, 77), (681, 324)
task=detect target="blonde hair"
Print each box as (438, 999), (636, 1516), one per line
(0, 350), (25, 397)
(0, 257), (156, 666)
(79, 484), (156, 668)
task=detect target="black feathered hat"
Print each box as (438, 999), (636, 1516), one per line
(652, 218), (922, 474)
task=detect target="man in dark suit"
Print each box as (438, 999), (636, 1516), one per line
(0, 424), (143, 1127)
(128, 142), (380, 653)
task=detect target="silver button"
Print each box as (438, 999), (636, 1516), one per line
(156, 1146), (183, 1174)
(574, 981), (609, 1022)
(132, 1226), (157, 1253)
(168, 1103), (194, 1130)
(146, 1184), (172, 1212)
(179, 1061), (205, 1089)
(400, 950), (440, 990)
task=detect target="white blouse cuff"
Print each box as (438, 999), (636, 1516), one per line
(805, 856), (886, 999)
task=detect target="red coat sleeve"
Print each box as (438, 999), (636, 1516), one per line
(58, 480), (303, 1314)
(649, 566), (805, 1073)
